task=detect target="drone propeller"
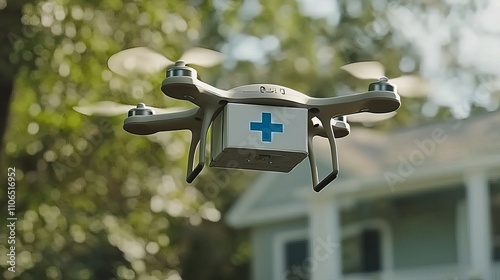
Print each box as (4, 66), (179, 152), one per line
(340, 61), (430, 98)
(108, 47), (223, 77)
(73, 101), (186, 117)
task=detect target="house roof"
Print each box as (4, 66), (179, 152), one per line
(226, 111), (500, 228)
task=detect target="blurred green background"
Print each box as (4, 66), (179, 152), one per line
(0, 0), (498, 279)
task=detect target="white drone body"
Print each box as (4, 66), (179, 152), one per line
(121, 59), (401, 192)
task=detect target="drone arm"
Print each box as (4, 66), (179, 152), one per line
(122, 107), (209, 183)
(308, 90), (400, 119)
(307, 116), (339, 192)
(123, 108), (202, 135)
(305, 90), (399, 191)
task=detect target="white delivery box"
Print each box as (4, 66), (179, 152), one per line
(210, 103), (308, 172)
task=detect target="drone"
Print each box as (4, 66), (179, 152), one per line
(75, 47), (411, 192)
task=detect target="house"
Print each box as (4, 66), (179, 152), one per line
(227, 111), (500, 280)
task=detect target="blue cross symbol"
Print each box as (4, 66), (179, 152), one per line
(250, 112), (284, 142)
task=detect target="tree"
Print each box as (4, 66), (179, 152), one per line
(0, 0), (29, 150)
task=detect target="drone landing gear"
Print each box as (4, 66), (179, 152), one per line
(122, 105), (219, 184)
(307, 115), (349, 192)
(185, 105), (225, 183)
(186, 129), (202, 183)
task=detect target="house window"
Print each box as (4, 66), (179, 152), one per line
(275, 221), (390, 280)
(493, 203), (500, 261)
(284, 239), (309, 280)
(342, 228), (382, 274)
(280, 232), (384, 279)
(492, 178), (500, 261)
(274, 230), (309, 280)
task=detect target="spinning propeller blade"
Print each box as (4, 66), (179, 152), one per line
(108, 47), (173, 77)
(390, 75), (429, 98)
(180, 47), (224, 67)
(340, 61), (385, 80)
(73, 101), (185, 116)
(108, 47), (223, 77)
(340, 61), (430, 98)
